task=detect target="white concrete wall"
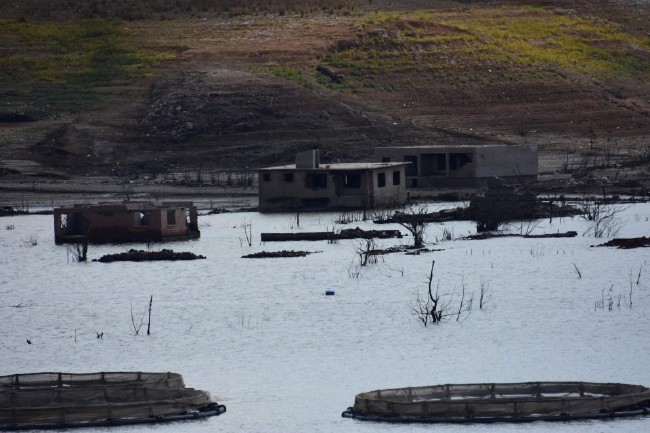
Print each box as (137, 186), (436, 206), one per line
(370, 167), (407, 208)
(474, 145), (538, 178)
(375, 145), (538, 185)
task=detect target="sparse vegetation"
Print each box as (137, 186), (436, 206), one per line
(269, 66), (312, 88)
(130, 295), (153, 336)
(22, 235), (38, 247)
(579, 200), (627, 238)
(226, 307), (258, 331)
(240, 218), (253, 247)
(0, 19), (174, 112)
(355, 238), (380, 267)
(443, 7), (650, 78)
(10, 300), (34, 309)
(67, 240), (88, 262)
(413, 260), (473, 327)
(478, 277), (490, 310)
(393, 204), (431, 248)
(323, 5), (650, 92)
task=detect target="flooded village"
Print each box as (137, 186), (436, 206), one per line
(1, 0), (650, 431)
(2, 140), (650, 431)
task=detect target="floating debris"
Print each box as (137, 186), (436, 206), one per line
(242, 250), (319, 258)
(261, 227), (402, 242)
(95, 249), (206, 262)
(595, 236), (650, 249)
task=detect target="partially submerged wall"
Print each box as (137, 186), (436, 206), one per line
(474, 145), (538, 178)
(375, 144), (538, 187)
(54, 202), (200, 244)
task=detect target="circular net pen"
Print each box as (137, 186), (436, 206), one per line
(342, 381), (650, 423)
(0, 372), (226, 430)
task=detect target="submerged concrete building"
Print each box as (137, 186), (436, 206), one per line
(54, 201), (200, 244)
(258, 150), (409, 212)
(375, 144), (538, 187)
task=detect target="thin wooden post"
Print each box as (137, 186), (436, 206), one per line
(146, 295), (153, 336)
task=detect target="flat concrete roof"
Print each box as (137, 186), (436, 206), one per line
(56, 201), (195, 212)
(376, 144), (536, 150)
(260, 162), (410, 171)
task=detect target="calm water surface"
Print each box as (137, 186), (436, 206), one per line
(1, 202), (650, 432)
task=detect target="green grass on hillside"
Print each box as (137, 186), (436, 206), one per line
(268, 66), (314, 88)
(0, 19), (174, 111)
(321, 6), (650, 88)
(444, 7), (650, 77)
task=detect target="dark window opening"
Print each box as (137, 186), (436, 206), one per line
(393, 170), (401, 185)
(436, 154), (446, 171)
(305, 173), (327, 189)
(449, 153), (472, 171)
(136, 212), (150, 227)
(283, 172), (294, 182)
(262, 173), (271, 182)
(377, 172), (386, 188)
(404, 156), (417, 176)
(343, 173), (361, 188)
(167, 209), (176, 225)
(381, 157), (390, 163)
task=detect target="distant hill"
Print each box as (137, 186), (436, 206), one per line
(0, 0), (648, 188)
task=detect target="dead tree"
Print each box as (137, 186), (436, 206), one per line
(130, 300), (146, 335)
(579, 200), (627, 238)
(67, 238), (88, 262)
(479, 277), (491, 309)
(394, 204), (430, 248)
(131, 296), (153, 336)
(240, 218), (253, 246)
(413, 260), (447, 326)
(355, 238), (379, 266)
(414, 261), (476, 325)
(146, 295), (153, 336)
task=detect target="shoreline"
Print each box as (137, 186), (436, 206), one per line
(2, 172), (648, 214)
(0, 177), (259, 211)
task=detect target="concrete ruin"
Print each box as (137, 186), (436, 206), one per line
(53, 201), (200, 244)
(375, 144), (538, 187)
(258, 150), (409, 212)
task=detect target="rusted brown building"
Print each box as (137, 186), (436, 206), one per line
(53, 202), (199, 244)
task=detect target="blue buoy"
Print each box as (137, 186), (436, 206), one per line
(325, 290), (335, 296)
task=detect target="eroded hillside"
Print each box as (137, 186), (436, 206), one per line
(0, 0), (648, 191)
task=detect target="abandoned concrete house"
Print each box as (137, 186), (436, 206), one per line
(375, 144), (538, 187)
(258, 150), (409, 212)
(53, 202), (200, 244)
